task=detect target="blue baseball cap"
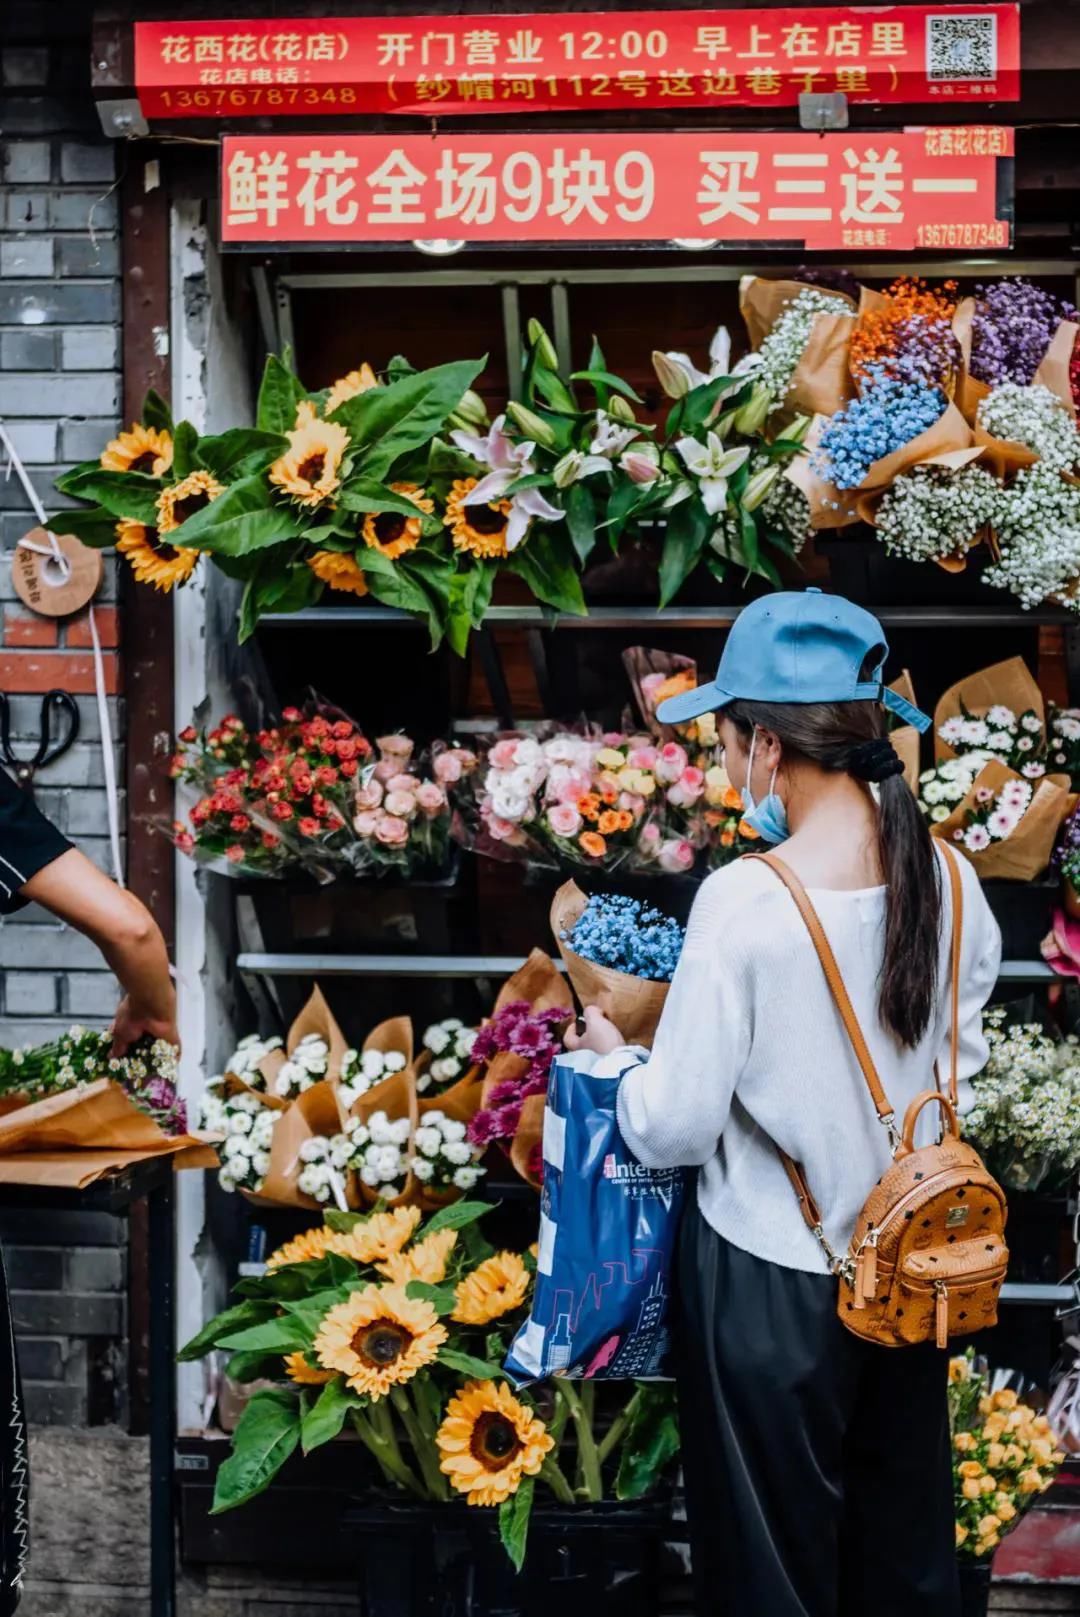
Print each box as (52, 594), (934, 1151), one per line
(656, 588), (931, 732)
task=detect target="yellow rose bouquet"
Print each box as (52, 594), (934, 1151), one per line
(949, 1349), (1065, 1561)
(179, 1202), (678, 1569)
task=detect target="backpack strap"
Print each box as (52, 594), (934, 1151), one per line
(748, 852), (900, 1150)
(936, 841), (964, 1109)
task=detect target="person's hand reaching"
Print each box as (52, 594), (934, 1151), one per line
(563, 1004), (625, 1056)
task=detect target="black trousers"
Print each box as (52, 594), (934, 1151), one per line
(676, 1206), (959, 1617)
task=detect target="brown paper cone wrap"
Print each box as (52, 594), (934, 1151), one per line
(934, 657), (1045, 763)
(972, 422), (1039, 482)
(0, 1086), (211, 1164)
(256, 984), (351, 1097)
(1033, 320), (1079, 418)
(786, 414), (860, 530)
(852, 445), (989, 540)
(550, 880), (670, 1048)
(494, 947), (573, 1017)
(621, 647), (698, 740)
(930, 760), (1070, 881)
(887, 673), (921, 791)
(509, 1094), (546, 1191)
(244, 1078), (355, 1212)
(808, 401), (974, 532)
(952, 298), (992, 425)
(739, 276), (857, 420)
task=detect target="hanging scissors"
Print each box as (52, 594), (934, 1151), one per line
(0, 690), (80, 794)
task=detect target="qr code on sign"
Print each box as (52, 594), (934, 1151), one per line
(926, 13), (998, 79)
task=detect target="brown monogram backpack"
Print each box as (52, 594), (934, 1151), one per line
(752, 841), (1009, 1348)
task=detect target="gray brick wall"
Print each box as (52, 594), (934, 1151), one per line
(0, 4), (125, 1051)
(0, 4), (129, 1433)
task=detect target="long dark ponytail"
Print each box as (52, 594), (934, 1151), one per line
(726, 685), (941, 1049)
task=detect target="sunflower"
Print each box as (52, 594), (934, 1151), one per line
(452, 1251), (530, 1326)
(362, 483), (434, 561)
(376, 1227), (457, 1285)
(269, 414), (350, 509)
(436, 1380), (553, 1507)
(156, 469), (225, 536)
(266, 1226), (340, 1271)
(313, 1284), (446, 1400)
(115, 518), (199, 592)
(325, 364), (378, 417)
(283, 1351), (336, 1386)
(336, 1206), (422, 1265)
(445, 478), (511, 559)
(100, 422), (173, 477)
(306, 549), (369, 598)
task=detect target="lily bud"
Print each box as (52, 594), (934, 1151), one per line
(785, 413), (812, 444)
(608, 394), (636, 424)
(526, 319), (560, 370)
(506, 400), (558, 449)
(621, 450), (662, 486)
(651, 350), (691, 399)
(455, 389), (489, 428)
(741, 464), (780, 512)
(732, 383), (772, 436)
(711, 409), (736, 440)
(552, 450), (585, 489)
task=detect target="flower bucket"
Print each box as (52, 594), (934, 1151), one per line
(982, 878), (1060, 959)
(957, 1557), (992, 1617)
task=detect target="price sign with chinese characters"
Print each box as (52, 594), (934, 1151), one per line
(220, 128), (1014, 252)
(137, 7), (1020, 118)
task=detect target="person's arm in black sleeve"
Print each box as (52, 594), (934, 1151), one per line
(0, 768), (177, 1055)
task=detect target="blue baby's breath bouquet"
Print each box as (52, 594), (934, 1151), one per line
(551, 881), (684, 1048)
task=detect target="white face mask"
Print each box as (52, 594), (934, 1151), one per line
(740, 730), (790, 846)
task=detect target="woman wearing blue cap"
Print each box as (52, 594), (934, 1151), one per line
(565, 589), (1001, 1617)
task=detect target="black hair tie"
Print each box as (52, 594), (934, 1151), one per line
(848, 738), (905, 783)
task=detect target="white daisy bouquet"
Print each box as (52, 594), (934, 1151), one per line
(204, 1087), (280, 1195)
(295, 1131), (353, 1209)
(965, 1009), (1080, 1190)
(917, 754), (996, 825)
(271, 1033), (331, 1101)
(418, 1020), (478, 1092)
(937, 703), (1049, 780)
(409, 1110), (485, 1194)
(1047, 707), (1080, 785)
(343, 1109), (413, 1197)
(950, 773), (1035, 857)
(929, 758), (1070, 880)
(338, 1045), (409, 1109)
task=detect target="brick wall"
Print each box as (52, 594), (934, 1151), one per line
(1, 4), (129, 1429)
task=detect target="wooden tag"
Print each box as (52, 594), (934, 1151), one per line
(12, 528), (103, 618)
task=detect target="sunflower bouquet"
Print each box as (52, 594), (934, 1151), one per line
(949, 1348), (1064, 1560)
(180, 1202), (679, 1568)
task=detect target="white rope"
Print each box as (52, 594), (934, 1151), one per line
(0, 419), (124, 888)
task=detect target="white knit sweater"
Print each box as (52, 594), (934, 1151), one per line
(612, 849), (1002, 1273)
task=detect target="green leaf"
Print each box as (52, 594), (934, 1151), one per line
(447, 560), (496, 656)
(178, 1298), (277, 1362)
(324, 1210), (363, 1234)
(386, 354), (417, 382)
(499, 1476), (535, 1571)
(54, 468), (161, 524)
(602, 478), (646, 551)
(563, 482), (596, 566)
(171, 474), (301, 556)
(198, 428), (288, 483)
(336, 359), (487, 480)
(256, 354), (306, 435)
(738, 504), (761, 573)
(437, 1348), (503, 1380)
(405, 1280), (457, 1315)
(658, 500), (709, 608)
(172, 420), (199, 480)
(336, 478), (439, 532)
(532, 369), (577, 415)
(358, 547), (448, 646)
(300, 1377), (359, 1454)
(671, 374), (743, 437)
(225, 1350), (282, 1384)
(210, 1388), (301, 1513)
(236, 1252), (359, 1301)
(218, 1315), (313, 1353)
(614, 1385), (680, 1501)
(141, 389), (174, 434)
(569, 370), (642, 404)
(280, 1286), (362, 1341)
(424, 1200), (492, 1237)
(46, 507), (118, 549)
(427, 437), (483, 481)
(509, 530), (586, 617)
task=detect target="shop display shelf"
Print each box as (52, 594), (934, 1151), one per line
(999, 1283), (1076, 1304)
(243, 952), (1055, 979)
(259, 603), (1078, 630)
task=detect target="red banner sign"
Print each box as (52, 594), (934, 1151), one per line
(220, 128), (1013, 251)
(138, 7), (1020, 118)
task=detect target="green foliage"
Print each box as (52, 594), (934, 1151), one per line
(177, 1298), (278, 1362)
(256, 354), (306, 435)
(54, 467), (161, 524)
(614, 1385), (680, 1501)
(499, 1476), (535, 1572)
(300, 1378), (363, 1454)
(171, 475), (301, 556)
(211, 1388), (301, 1513)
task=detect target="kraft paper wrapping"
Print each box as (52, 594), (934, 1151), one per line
(256, 984), (351, 1095)
(739, 276), (857, 418)
(952, 299), (991, 425)
(1033, 320), (1080, 418)
(853, 446), (991, 574)
(785, 413), (859, 530)
(807, 401), (975, 532)
(621, 646), (698, 739)
(972, 422), (1039, 482)
(934, 657), (1044, 763)
(888, 671), (921, 792)
(0, 1079), (217, 1187)
(931, 759), (1070, 881)
(477, 950), (572, 1193)
(551, 880), (670, 1049)
(244, 1077), (355, 1213)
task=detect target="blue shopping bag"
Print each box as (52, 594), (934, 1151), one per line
(505, 1049), (686, 1383)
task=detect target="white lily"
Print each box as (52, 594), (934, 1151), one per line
(463, 476), (562, 552)
(589, 410), (639, 459)
(658, 326), (733, 394)
(450, 413), (535, 502)
(552, 449), (612, 489)
(675, 435), (751, 516)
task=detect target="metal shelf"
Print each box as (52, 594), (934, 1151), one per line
(259, 603), (1077, 631)
(1000, 1283), (1076, 1305)
(237, 951), (568, 979)
(997, 961), (1056, 982)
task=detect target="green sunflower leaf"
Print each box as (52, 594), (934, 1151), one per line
(256, 354), (307, 435)
(53, 468), (161, 524)
(225, 1350), (282, 1384)
(300, 1377), (360, 1455)
(337, 478), (440, 532)
(45, 507), (119, 549)
(210, 1387), (301, 1514)
(337, 359), (487, 481)
(437, 1348), (503, 1380)
(171, 474), (301, 556)
(171, 420), (200, 480)
(217, 1315), (313, 1353)
(614, 1384), (680, 1501)
(198, 428), (288, 483)
(404, 1280), (457, 1315)
(141, 389), (174, 434)
(499, 1476), (535, 1572)
(178, 1298), (278, 1362)
(424, 1200), (492, 1237)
